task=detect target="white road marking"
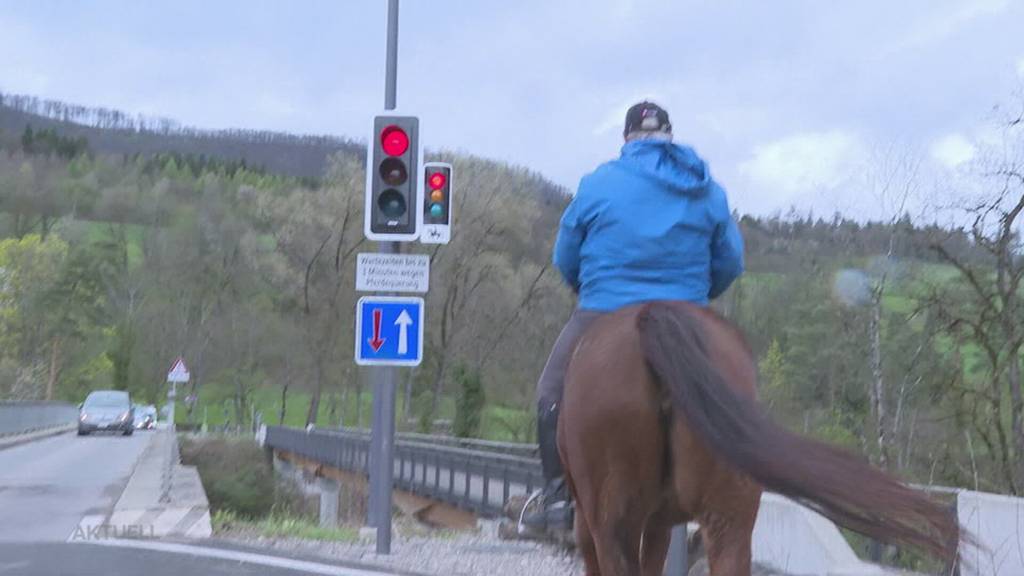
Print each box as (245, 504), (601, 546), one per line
(82, 539), (397, 576)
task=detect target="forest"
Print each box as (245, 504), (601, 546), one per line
(1, 91), (1022, 496)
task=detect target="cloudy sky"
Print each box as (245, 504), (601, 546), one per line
(1, 0), (1022, 217)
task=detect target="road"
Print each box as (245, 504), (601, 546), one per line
(0, 430), (149, 541)
(0, 430), (403, 575)
(0, 541), (409, 576)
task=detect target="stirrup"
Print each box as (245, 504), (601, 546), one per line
(517, 488), (545, 535)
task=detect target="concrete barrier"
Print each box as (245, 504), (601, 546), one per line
(958, 490), (1024, 576)
(100, 430), (212, 539)
(0, 401), (78, 436)
(752, 494), (888, 576)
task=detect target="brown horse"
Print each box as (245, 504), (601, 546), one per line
(558, 301), (961, 576)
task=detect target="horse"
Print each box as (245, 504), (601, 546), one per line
(558, 300), (961, 576)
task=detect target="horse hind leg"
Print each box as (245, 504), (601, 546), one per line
(574, 497), (601, 576)
(639, 512), (673, 576)
(591, 517), (644, 576)
(570, 471), (644, 576)
(584, 487), (648, 576)
(699, 483), (760, 576)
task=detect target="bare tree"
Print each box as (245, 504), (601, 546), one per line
(842, 144), (923, 468)
(927, 108), (1024, 492)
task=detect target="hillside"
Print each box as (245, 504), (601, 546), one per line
(1, 91), (1022, 497)
(0, 91), (362, 179)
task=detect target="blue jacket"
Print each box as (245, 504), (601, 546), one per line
(553, 140), (744, 311)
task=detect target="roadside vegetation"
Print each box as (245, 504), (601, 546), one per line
(180, 435), (358, 542)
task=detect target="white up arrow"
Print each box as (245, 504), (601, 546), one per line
(395, 310), (413, 355)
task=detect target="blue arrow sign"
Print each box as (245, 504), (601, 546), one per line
(355, 296), (424, 366)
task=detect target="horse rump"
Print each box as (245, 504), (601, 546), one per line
(636, 300), (962, 564)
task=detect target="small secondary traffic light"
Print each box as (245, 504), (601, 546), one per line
(420, 162), (453, 244)
(365, 115), (421, 241)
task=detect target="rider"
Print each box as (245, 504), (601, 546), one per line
(522, 101), (745, 531)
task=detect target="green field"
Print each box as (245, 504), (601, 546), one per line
(173, 382), (534, 441)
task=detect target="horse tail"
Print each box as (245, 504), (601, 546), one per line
(636, 301), (960, 562)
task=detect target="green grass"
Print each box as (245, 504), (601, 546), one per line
(211, 509), (359, 542)
(175, 379), (536, 442)
(175, 386), (374, 429)
(481, 404), (534, 442)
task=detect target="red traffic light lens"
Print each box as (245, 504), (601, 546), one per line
(381, 125), (409, 156)
(428, 172), (447, 190)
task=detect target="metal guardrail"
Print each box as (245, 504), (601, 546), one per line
(264, 426), (544, 517)
(323, 427), (539, 459)
(0, 401), (78, 436)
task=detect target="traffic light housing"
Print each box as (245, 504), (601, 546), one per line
(365, 115), (421, 241)
(420, 162), (452, 244)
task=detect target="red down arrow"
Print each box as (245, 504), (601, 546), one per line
(368, 308), (386, 352)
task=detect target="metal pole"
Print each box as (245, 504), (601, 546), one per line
(664, 525), (689, 575)
(167, 381), (176, 432)
(374, 358), (397, 553)
(368, 0), (401, 555)
(368, 374), (381, 526)
(384, 0), (399, 111)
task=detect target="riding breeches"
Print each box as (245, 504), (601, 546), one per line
(535, 308), (605, 411)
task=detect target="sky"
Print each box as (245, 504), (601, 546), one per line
(0, 0), (1022, 218)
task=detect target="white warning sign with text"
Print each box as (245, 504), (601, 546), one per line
(356, 253), (430, 293)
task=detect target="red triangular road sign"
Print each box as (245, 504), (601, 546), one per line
(167, 357), (190, 382)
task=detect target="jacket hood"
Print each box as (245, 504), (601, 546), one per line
(617, 140), (711, 196)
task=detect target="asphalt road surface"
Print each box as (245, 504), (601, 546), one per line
(0, 541), (405, 576)
(0, 431), (403, 575)
(0, 430), (149, 541)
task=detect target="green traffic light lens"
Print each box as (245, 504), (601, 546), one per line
(378, 189), (407, 218)
(429, 203), (444, 218)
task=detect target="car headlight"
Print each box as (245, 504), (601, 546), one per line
(120, 411), (131, 421)
(80, 413), (88, 421)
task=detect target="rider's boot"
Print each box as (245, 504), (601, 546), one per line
(521, 402), (573, 532)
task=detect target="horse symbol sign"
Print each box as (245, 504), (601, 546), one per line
(355, 296), (424, 366)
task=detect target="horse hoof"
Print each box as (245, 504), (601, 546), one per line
(497, 520), (520, 540)
(503, 495), (530, 519)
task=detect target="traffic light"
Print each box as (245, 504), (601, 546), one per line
(420, 162), (452, 244)
(365, 115), (421, 241)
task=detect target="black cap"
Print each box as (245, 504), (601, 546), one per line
(623, 101), (671, 137)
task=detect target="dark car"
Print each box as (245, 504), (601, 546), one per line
(78, 390), (134, 436)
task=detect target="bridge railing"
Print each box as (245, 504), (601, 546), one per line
(0, 400), (78, 437)
(321, 427), (539, 459)
(263, 425), (544, 517)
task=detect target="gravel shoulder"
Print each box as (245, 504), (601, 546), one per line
(216, 519), (583, 576)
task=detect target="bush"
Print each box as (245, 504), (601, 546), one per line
(179, 436), (275, 518)
(212, 509), (358, 542)
(452, 364), (485, 438)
